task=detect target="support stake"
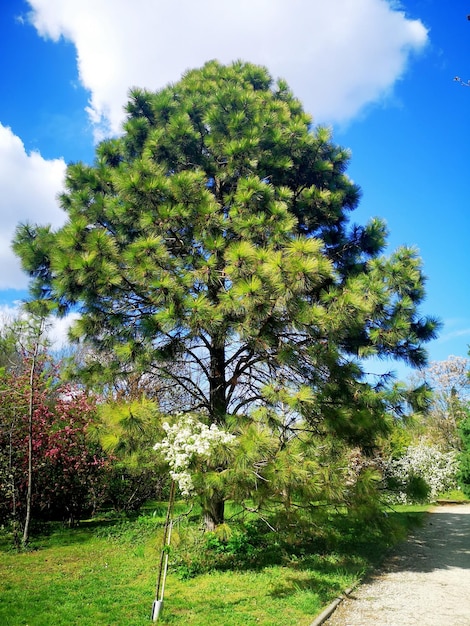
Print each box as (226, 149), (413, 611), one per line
(151, 480), (176, 621)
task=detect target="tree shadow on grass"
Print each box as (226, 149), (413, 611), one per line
(0, 515), (145, 552)
(268, 572), (346, 604)
(171, 508), (430, 581)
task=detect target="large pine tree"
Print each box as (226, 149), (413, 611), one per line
(14, 61), (437, 526)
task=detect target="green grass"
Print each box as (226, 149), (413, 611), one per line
(435, 488), (470, 502)
(0, 505), (428, 626)
(0, 521), (157, 626)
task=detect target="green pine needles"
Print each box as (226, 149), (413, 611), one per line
(13, 60), (438, 527)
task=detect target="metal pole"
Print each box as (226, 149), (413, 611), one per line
(160, 518), (173, 600)
(152, 480), (176, 621)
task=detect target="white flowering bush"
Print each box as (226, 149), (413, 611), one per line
(383, 442), (458, 503)
(154, 414), (235, 497)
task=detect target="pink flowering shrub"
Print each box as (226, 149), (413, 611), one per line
(0, 364), (108, 526)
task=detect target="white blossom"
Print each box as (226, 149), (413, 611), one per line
(384, 442), (458, 503)
(154, 414), (235, 497)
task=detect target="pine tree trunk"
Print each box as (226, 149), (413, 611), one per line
(209, 342), (226, 426)
(202, 496), (225, 531)
(204, 337), (227, 530)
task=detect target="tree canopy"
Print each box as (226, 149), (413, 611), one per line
(13, 60), (438, 524)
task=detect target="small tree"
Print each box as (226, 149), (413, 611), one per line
(0, 312), (51, 546)
(0, 319), (108, 539)
(14, 61), (437, 527)
(22, 317), (46, 546)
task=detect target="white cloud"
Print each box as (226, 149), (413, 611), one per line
(46, 312), (81, 350)
(26, 0), (428, 137)
(0, 124), (66, 289)
(0, 304), (79, 350)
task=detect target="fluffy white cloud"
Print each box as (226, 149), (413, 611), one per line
(26, 0), (428, 137)
(0, 124), (66, 289)
(0, 304), (79, 350)
(46, 312), (81, 350)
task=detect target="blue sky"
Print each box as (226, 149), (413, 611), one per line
(0, 0), (469, 375)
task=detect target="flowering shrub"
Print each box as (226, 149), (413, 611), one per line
(154, 414), (235, 496)
(0, 367), (108, 526)
(383, 443), (458, 503)
(31, 387), (109, 522)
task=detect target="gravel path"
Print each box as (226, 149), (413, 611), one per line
(324, 504), (470, 626)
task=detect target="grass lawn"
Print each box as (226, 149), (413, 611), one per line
(0, 505), (429, 626)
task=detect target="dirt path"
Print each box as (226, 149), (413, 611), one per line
(324, 504), (470, 626)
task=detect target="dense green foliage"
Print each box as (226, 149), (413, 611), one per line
(458, 408), (470, 496)
(13, 60), (438, 525)
(91, 398), (170, 511)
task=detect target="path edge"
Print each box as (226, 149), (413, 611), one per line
(309, 584), (357, 626)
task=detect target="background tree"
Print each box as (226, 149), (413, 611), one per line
(0, 316), (108, 540)
(13, 61), (437, 527)
(412, 356), (470, 450)
(0, 315), (24, 373)
(0, 312), (51, 546)
(376, 357), (470, 503)
(21, 314), (47, 546)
